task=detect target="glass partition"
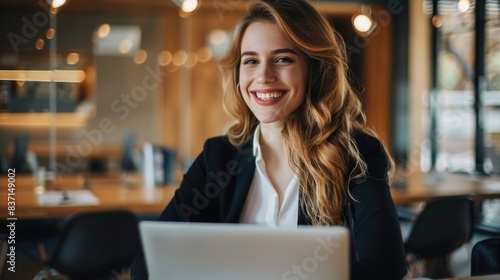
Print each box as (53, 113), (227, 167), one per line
(0, 1), (165, 177)
(422, 0), (500, 174)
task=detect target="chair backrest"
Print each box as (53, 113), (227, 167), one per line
(47, 210), (141, 279)
(404, 195), (474, 259)
(471, 237), (500, 276)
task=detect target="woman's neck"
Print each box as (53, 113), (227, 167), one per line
(259, 122), (286, 159)
(259, 122), (294, 197)
(259, 123), (283, 150)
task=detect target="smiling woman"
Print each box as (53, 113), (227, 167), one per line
(132, 1), (407, 279)
(239, 21), (307, 125)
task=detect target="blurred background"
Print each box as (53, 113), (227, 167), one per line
(1, 1), (500, 279)
(0, 0), (499, 179)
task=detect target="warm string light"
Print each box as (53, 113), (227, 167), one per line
(97, 24), (111, 39)
(37, 1), (63, 52)
(134, 50), (148, 64)
(46, 28), (55, 40)
(30, 1), (214, 74)
(35, 39), (45, 50)
(173, 50), (188, 66)
(157, 51), (173, 66)
(66, 53), (80, 65)
(196, 47), (212, 63)
(37, 4), (212, 68)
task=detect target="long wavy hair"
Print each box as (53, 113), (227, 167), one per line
(218, 0), (394, 226)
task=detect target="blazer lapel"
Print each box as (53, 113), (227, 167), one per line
(224, 139), (255, 223)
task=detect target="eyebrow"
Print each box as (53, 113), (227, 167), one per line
(241, 48), (298, 57)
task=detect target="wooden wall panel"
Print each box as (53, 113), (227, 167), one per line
(363, 6), (394, 147)
(161, 12), (181, 151)
(161, 5), (246, 161)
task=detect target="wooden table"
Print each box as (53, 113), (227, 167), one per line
(0, 173), (176, 219)
(390, 171), (500, 205)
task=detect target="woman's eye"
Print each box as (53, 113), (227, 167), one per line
(242, 59), (257, 65)
(276, 57), (293, 63)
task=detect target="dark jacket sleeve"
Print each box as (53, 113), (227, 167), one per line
(348, 133), (407, 280)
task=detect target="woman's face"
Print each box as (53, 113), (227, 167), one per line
(239, 21), (308, 124)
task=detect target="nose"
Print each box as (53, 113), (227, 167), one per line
(256, 63), (275, 84)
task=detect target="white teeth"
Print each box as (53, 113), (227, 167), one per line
(255, 92), (283, 101)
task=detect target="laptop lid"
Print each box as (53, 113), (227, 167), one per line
(140, 222), (350, 280)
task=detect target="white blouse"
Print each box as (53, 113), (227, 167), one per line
(239, 125), (299, 228)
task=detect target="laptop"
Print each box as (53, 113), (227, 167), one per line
(139, 222), (350, 280)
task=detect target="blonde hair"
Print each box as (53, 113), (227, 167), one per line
(218, 0), (394, 225)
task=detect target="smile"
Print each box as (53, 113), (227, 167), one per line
(256, 92), (283, 101)
(251, 90), (287, 101)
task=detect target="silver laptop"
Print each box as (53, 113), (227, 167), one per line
(139, 222), (350, 280)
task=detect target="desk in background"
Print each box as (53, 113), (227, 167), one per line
(391, 171), (500, 206)
(0, 173), (175, 219)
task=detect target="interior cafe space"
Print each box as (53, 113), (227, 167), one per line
(0, 0), (499, 279)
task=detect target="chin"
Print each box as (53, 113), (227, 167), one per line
(255, 117), (284, 125)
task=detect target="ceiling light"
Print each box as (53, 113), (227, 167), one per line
(353, 14), (373, 33)
(182, 0), (198, 13)
(457, 0), (470, 13)
(171, 0), (199, 13)
(352, 6), (376, 36)
(48, 0), (66, 8)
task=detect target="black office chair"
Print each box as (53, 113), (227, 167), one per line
(471, 237), (500, 276)
(404, 195), (475, 279)
(42, 210), (141, 280)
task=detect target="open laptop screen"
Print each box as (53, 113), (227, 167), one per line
(140, 222), (349, 280)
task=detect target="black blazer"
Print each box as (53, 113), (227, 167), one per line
(131, 132), (407, 280)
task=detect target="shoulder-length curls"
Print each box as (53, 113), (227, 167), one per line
(218, 0), (394, 226)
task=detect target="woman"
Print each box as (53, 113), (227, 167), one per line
(132, 0), (406, 279)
